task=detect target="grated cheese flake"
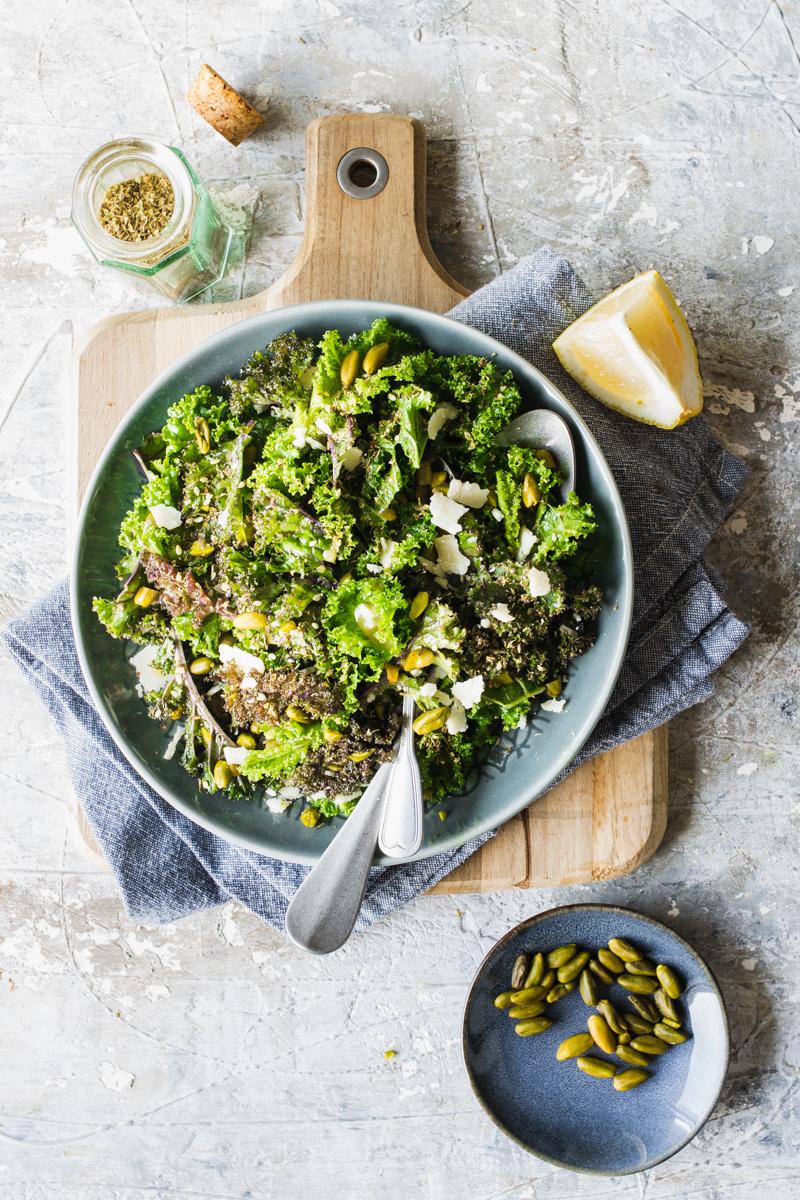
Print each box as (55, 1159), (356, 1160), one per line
(427, 403), (459, 440)
(447, 478), (489, 508)
(429, 491), (468, 534)
(516, 527), (537, 562)
(528, 565), (551, 597)
(452, 675), (485, 709)
(130, 644), (165, 692)
(434, 534), (470, 575)
(446, 697), (468, 734)
(149, 504), (182, 530)
(219, 643), (265, 675)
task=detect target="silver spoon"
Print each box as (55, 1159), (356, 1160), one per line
(378, 694), (424, 859)
(495, 409), (576, 499)
(285, 761), (393, 954)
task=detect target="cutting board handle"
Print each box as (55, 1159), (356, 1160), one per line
(262, 113), (469, 312)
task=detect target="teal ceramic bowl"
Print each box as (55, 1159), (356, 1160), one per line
(71, 300), (632, 865)
(463, 904), (730, 1174)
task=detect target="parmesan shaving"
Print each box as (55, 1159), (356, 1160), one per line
(429, 491), (468, 534)
(219, 643), (265, 675)
(149, 504), (182, 530)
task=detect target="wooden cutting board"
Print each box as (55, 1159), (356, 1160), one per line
(73, 113), (667, 892)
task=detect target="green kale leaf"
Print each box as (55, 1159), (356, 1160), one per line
(384, 514), (436, 572)
(118, 466), (181, 558)
(535, 492), (597, 562)
(255, 424), (321, 497)
(415, 599), (465, 653)
(217, 428), (251, 544)
(172, 612), (222, 657)
(238, 721), (323, 785)
(394, 384), (436, 469)
(225, 332), (316, 417)
(92, 596), (137, 639)
(495, 468), (522, 553)
(309, 481), (357, 562)
(483, 681), (545, 730)
(323, 577), (406, 670)
(161, 385), (238, 456)
(250, 483), (330, 571)
(495, 445), (563, 552)
(505, 444), (562, 500)
(364, 436), (405, 512)
(442, 357), (521, 472)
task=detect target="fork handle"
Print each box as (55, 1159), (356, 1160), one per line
(378, 697), (424, 859)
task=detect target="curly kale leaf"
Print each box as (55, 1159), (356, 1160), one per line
(363, 435), (404, 512)
(256, 424), (323, 497)
(92, 597), (168, 644)
(313, 328), (351, 402)
(215, 548), (278, 611)
(416, 719), (497, 804)
(309, 481), (357, 562)
(352, 348), (442, 406)
(495, 445), (563, 553)
(482, 681), (545, 730)
(535, 492), (597, 562)
(359, 317), (419, 355)
(118, 466), (181, 558)
(216, 427), (252, 545)
(572, 584), (603, 621)
(160, 385), (240, 458)
(171, 612), (222, 657)
(92, 596), (138, 639)
(361, 385), (435, 510)
(383, 514), (436, 572)
(506, 445), (562, 499)
(250, 483), (330, 571)
(238, 721), (323, 785)
(322, 577), (406, 672)
(440, 357), (521, 472)
(225, 332), (316, 416)
(394, 385), (436, 470)
(415, 599), (465, 653)
(495, 468), (522, 553)
(314, 320), (418, 409)
(307, 794), (360, 819)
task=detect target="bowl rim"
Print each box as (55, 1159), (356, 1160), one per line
(70, 298), (634, 865)
(461, 902), (731, 1176)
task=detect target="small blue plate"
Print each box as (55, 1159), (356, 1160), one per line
(462, 904), (729, 1175)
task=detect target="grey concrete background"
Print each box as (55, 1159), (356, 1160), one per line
(1, 1), (798, 1197)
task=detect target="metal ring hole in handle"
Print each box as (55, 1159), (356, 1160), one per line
(336, 147), (389, 199)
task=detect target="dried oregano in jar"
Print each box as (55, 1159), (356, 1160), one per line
(72, 139), (233, 302)
(97, 173), (175, 242)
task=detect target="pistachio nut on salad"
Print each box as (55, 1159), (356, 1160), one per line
(93, 320), (601, 825)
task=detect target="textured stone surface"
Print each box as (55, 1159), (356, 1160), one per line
(1, 0), (798, 1196)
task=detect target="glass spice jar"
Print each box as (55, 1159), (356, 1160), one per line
(71, 137), (233, 303)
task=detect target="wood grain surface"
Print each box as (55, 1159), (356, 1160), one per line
(73, 113), (666, 891)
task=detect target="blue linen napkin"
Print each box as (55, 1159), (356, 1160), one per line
(0, 249), (749, 930)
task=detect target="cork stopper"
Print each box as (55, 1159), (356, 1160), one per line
(187, 64), (264, 146)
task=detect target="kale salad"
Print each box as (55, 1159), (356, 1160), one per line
(93, 320), (601, 826)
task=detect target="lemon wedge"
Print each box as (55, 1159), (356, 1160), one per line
(552, 270), (704, 428)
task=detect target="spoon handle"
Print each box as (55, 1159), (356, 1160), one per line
(285, 761), (392, 955)
(378, 695), (424, 859)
